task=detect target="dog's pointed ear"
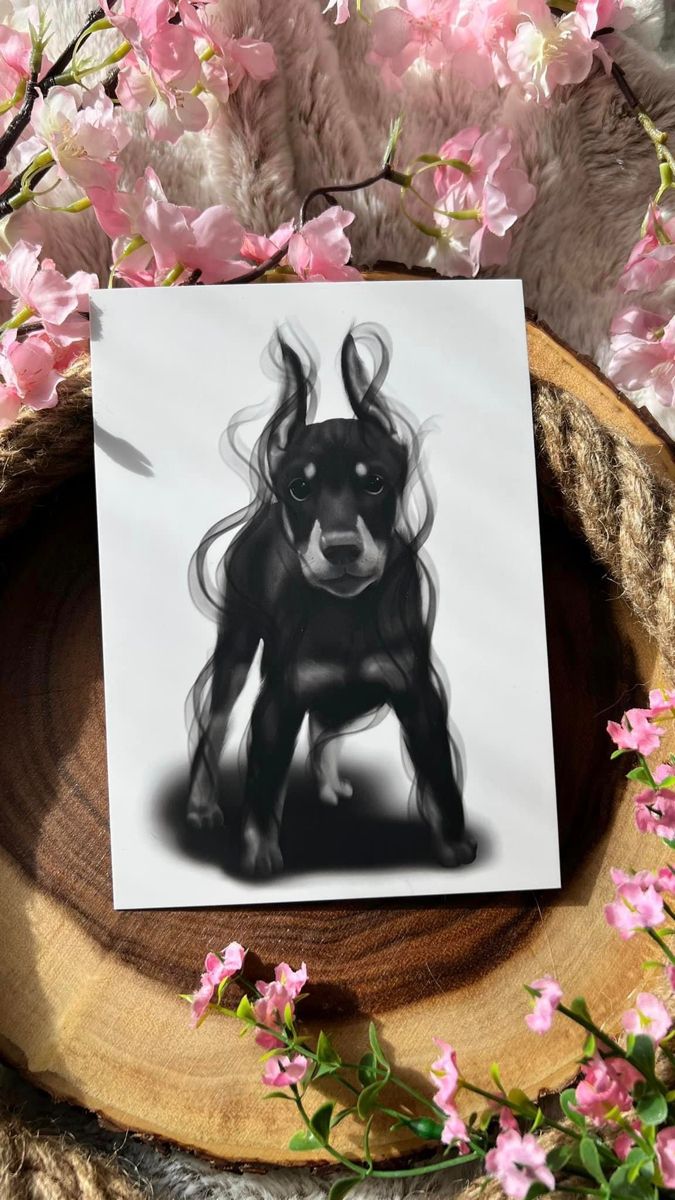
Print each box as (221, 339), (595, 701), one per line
(341, 326), (398, 439)
(266, 334), (309, 472)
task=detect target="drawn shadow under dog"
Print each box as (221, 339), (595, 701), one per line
(154, 761), (491, 882)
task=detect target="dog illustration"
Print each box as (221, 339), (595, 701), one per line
(186, 324), (477, 877)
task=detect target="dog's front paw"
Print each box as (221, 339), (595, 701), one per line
(241, 820), (284, 878)
(186, 786), (224, 832)
(436, 831), (477, 869)
(318, 777), (353, 806)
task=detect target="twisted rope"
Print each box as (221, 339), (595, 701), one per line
(0, 1108), (146, 1200)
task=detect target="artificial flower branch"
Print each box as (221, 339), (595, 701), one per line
(186, 690), (675, 1199)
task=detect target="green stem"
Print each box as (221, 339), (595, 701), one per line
(461, 1081), (582, 1144)
(370, 1153), (482, 1179)
(0, 305), (34, 333)
(292, 1090), (366, 1178)
(645, 926), (675, 965)
(557, 1004), (626, 1059)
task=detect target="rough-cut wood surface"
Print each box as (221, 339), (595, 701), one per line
(0, 283), (672, 1166)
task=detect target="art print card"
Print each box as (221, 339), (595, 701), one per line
(90, 279), (559, 909)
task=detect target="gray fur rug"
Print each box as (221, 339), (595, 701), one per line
(3, 5), (675, 1200)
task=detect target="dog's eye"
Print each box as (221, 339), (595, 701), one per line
(289, 477), (311, 502)
(362, 473), (384, 496)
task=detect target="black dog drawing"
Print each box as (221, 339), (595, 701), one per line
(186, 323), (477, 877)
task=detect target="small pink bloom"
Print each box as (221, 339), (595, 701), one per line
(287, 207), (361, 282)
(441, 1103), (470, 1152)
(0, 329), (61, 412)
(574, 1054), (643, 1123)
(253, 979), (294, 1048)
(614, 1121), (640, 1161)
(607, 307), (675, 409)
(324, 0), (351, 22)
(485, 1129), (555, 1200)
(261, 1053), (308, 1088)
(607, 707), (664, 755)
(0, 240), (78, 326)
(667, 964), (675, 991)
(635, 764), (675, 841)
(648, 688), (675, 716)
(622, 992), (671, 1043)
(505, 9), (594, 103)
(189, 941), (245, 1027)
(525, 976), (562, 1034)
(367, 0), (453, 84)
(619, 206), (675, 295)
(274, 962), (307, 999)
(30, 86), (130, 190)
(499, 1107), (519, 1132)
(430, 1038), (460, 1112)
(605, 873), (665, 940)
(116, 56), (208, 143)
(657, 1128), (675, 1188)
(241, 221), (294, 264)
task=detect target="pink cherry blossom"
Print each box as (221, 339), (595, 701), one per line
(619, 206), (675, 295)
(241, 221), (294, 264)
(29, 86), (131, 191)
(253, 979), (295, 1049)
(189, 941), (246, 1027)
(274, 962), (307, 999)
(575, 0), (634, 71)
(604, 869), (665, 940)
(506, 9), (595, 103)
(137, 195), (244, 283)
(525, 975), (562, 1034)
(607, 706), (664, 755)
(178, 2), (276, 101)
(0, 241), (78, 326)
(485, 1129), (555, 1199)
(116, 55), (208, 143)
(426, 125), (535, 279)
(286, 208), (361, 282)
(0, 329), (61, 414)
(656, 1128), (675, 1188)
(367, 0), (455, 85)
(607, 307), (675, 408)
(430, 1037), (460, 1111)
(261, 1053), (308, 1088)
(622, 991), (671, 1043)
(574, 1054), (643, 1123)
(324, 0), (351, 23)
(635, 763), (675, 841)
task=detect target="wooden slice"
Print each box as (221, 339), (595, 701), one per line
(0, 281), (673, 1167)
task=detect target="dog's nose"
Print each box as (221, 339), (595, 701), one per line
(320, 531), (362, 566)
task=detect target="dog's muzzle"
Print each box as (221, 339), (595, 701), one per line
(286, 515), (388, 597)
(319, 530), (362, 566)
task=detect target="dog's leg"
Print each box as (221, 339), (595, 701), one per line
(187, 633), (254, 830)
(241, 684), (305, 877)
(309, 716), (353, 805)
(393, 678), (477, 868)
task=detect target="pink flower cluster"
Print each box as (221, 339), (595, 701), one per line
(608, 207), (675, 408)
(241, 208), (362, 282)
(189, 941), (246, 1027)
(604, 867), (673, 939)
(256, 961), (309, 1088)
(607, 691), (672, 756)
(525, 975), (562, 1034)
(622, 991), (671, 1043)
(100, 0), (276, 144)
(429, 1038), (470, 1151)
(0, 241), (96, 427)
(424, 126), (536, 278)
(365, 0), (632, 99)
(485, 1117), (555, 1200)
(574, 1052), (644, 1123)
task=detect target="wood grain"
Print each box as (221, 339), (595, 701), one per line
(0, 293), (670, 1165)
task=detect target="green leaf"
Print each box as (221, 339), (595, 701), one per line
(288, 1128), (321, 1151)
(547, 1144), (572, 1172)
(310, 1101), (335, 1145)
(611, 748), (629, 759)
(629, 1034), (656, 1081)
(414, 153), (444, 165)
(236, 994), (255, 1023)
(570, 996), (593, 1023)
(357, 1080), (384, 1120)
(531, 1107), (544, 1132)
(262, 1089), (295, 1101)
(368, 1022), (389, 1069)
(283, 1003), (294, 1028)
(583, 1032), (597, 1058)
(328, 1178), (360, 1200)
(524, 1185), (551, 1200)
(636, 1090), (668, 1125)
(314, 1030), (342, 1078)
(507, 1088), (537, 1117)
(580, 1137), (607, 1185)
(626, 766), (653, 785)
(358, 1051), (377, 1087)
(490, 1062), (506, 1095)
